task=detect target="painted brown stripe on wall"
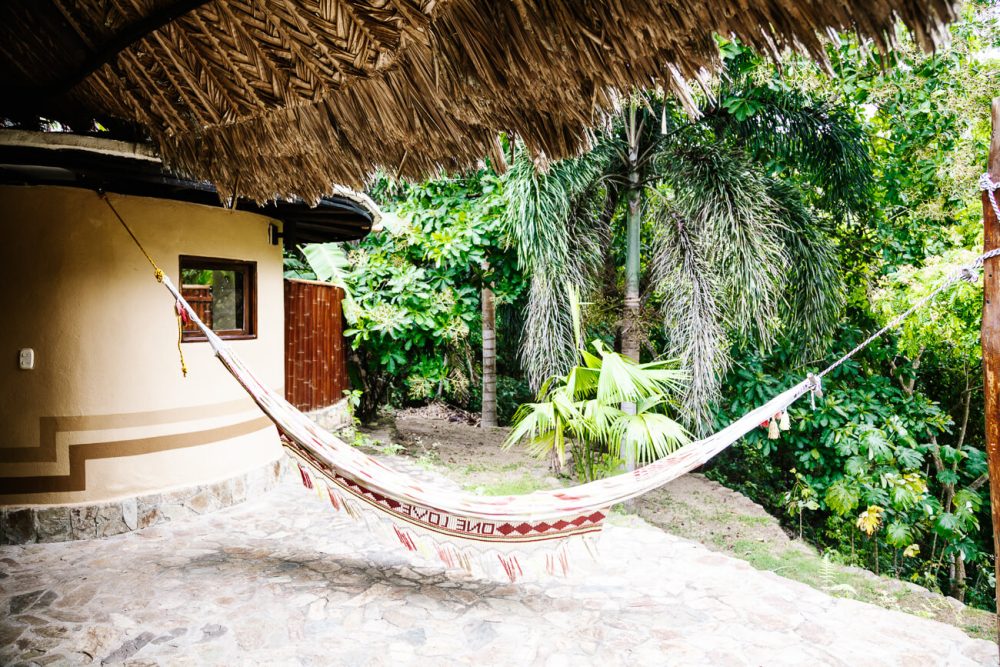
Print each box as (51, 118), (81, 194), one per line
(0, 397), (259, 463)
(0, 416), (273, 495)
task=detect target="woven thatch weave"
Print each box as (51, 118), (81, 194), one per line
(1, 0), (958, 202)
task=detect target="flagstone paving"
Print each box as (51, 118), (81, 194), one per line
(2, 465), (996, 666)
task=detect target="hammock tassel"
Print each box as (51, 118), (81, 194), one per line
(767, 418), (780, 440)
(779, 410), (791, 432)
(298, 463), (314, 489)
(326, 486), (341, 512)
(498, 554), (523, 582)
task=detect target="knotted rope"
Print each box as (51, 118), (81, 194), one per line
(981, 172), (1000, 220)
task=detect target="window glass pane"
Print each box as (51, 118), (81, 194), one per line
(179, 259), (253, 339)
(210, 269), (241, 330)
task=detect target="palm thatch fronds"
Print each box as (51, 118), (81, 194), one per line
(1, 0), (957, 202)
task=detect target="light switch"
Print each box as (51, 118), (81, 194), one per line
(18, 348), (34, 370)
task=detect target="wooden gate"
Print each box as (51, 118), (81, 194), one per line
(284, 279), (349, 411)
(180, 284), (213, 332)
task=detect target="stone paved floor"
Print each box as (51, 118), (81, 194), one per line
(2, 469), (997, 666)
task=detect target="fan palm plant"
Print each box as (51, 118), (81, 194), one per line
(504, 337), (689, 481)
(501, 42), (872, 432)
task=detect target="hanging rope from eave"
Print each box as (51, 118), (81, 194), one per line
(99, 191), (188, 377)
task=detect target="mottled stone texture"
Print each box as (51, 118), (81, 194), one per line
(33, 507), (71, 542)
(2, 509), (36, 545)
(0, 458), (282, 545)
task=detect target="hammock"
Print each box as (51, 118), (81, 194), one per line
(103, 179), (1000, 582)
(171, 294), (814, 579)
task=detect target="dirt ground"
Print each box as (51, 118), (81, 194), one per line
(359, 405), (997, 642)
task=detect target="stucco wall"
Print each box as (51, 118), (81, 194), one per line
(0, 186), (284, 505)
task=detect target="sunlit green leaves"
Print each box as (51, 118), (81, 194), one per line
(885, 521), (913, 547)
(825, 478), (861, 517)
(870, 249), (987, 363)
(320, 169), (528, 416)
(504, 340), (689, 479)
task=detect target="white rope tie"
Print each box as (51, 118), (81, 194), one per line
(980, 172), (1000, 220)
(815, 173), (1000, 384)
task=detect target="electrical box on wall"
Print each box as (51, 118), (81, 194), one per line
(18, 348), (34, 370)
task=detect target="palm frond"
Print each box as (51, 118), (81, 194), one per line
(503, 387), (583, 465)
(565, 365), (601, 399)
(708, 84), (874, 220)
(634, 361), (688, 395)
(593, 345), (679, 405)
(501, 142), (611, 271)
(579, 399), (624, 443)
(648, 199), (729, 432)
(520, 272), (581, 390)
(612, 413), (690, 464)
(768, 179), (845, 356)
(503, 143), (613, 389)
(658, 143), (785, 349)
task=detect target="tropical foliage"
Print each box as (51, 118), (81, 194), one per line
(287, 2), (999, 610)
(499, 40), (868, 430)
(288, 172), (530, 421)
(705, 3), (999, 608)
(504, 288), (689, 480)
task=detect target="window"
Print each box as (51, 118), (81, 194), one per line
(179, 256), (256, 341)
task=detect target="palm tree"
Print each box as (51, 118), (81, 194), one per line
(501, 43), (872, 434)
(504, 287), (690, 480)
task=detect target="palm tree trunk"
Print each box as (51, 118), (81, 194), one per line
(481, 283), (498, 427)
(623, 186), (642, 364)
(622, 105), (643, 366)
(621, 103), (642, 477)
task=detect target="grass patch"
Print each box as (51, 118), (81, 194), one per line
(734, 515), (772, 526)
(728, 538), (997, 641)
(467, 474), (551, 496)
(415, 451), (442, 470)
(461, 462), (522, 475)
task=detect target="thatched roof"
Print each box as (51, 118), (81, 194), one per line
(0, 130), (379, 241)
(1, 0), (958, 203)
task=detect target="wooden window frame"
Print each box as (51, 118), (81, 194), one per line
(179, 255), (257, 342)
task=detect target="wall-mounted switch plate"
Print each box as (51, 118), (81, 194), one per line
(18, 348), (34, 370)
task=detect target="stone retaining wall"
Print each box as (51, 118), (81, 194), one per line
(0, 458), (283, 545)
(305, 399), (352, 433)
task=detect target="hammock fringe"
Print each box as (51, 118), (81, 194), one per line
(291, 451), (598, 582)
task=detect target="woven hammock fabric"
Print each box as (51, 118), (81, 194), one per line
(161, 275), (813, 580)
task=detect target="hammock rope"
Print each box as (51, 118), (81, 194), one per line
(101, 192), (188, 376)
(99, 180), (1000, 581)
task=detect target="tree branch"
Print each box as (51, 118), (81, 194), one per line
(955, 365), (972, 451)
(969, 474), (989, 492)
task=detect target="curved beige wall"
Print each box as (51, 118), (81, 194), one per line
(0, 186), (284, 505)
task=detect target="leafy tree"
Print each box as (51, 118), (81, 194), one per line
(704, 3), (999, 608)
(870, 249), (990, 600)
(342, 173), (527, 421)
